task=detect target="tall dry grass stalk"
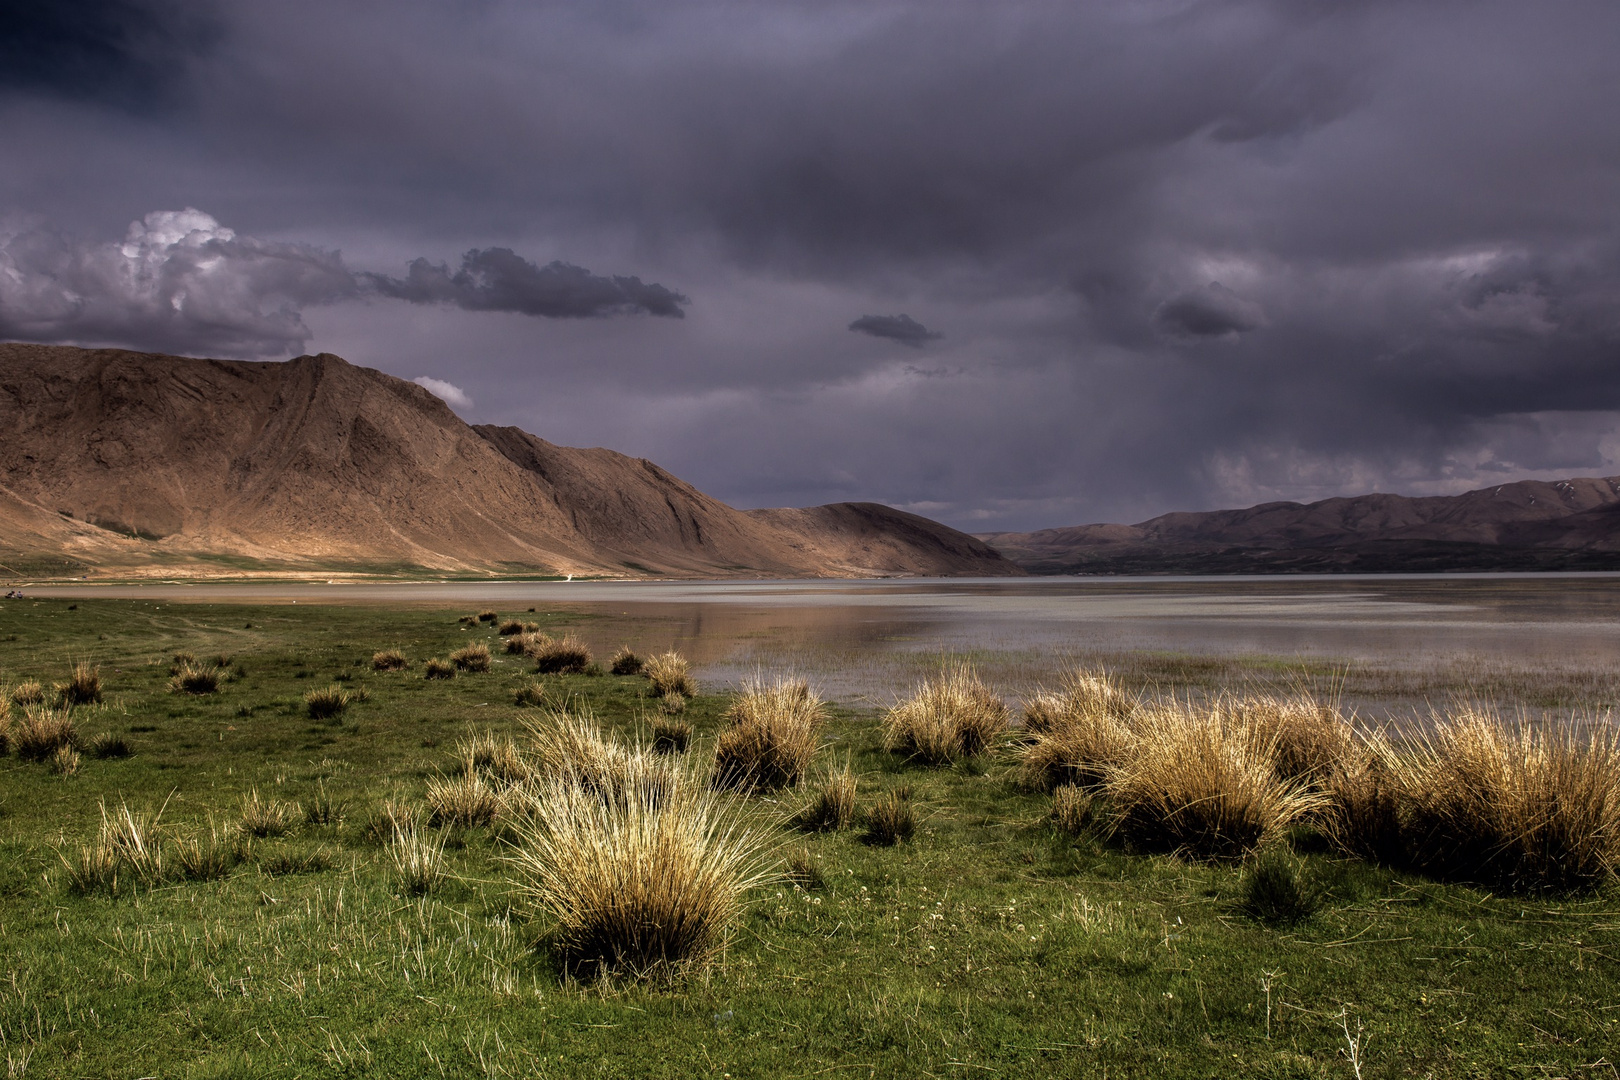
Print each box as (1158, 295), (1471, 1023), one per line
(1105, 702), (1324, 860)
(505, 762), (774, 980)
(712, 678), (825, 792)
(1019, 671), (1138, 790)
(644, 651), (697, 698)
(1320, 729), (1407, 867)
(390, 824), (446, 895)
(883, 662), (1008, 765)
(1392, 710), (1620, 893)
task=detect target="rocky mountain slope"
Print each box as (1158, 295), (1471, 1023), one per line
(980, 478), (1620, 574)
(0, 343), (1018, 579)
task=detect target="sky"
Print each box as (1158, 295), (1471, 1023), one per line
(2, 0), (1619, 532)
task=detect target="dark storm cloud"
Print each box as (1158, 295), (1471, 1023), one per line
(0, 209), (354, 358)
(848, 313), (940, 347)
(367, 249), (688, 319)
(5, 1), (1620, 529)
(1154, 284), (1266, 338)
(0, 0), (215, 107)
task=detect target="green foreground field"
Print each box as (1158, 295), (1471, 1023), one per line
(0, 599), (1616, 1079)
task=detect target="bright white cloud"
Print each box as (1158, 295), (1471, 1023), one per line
(412, 376), (473, 408)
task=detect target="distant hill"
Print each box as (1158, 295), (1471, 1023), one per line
(0, 343), (1019, 579)
(978, 477), (1620, 574)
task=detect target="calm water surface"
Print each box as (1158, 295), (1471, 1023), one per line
(35, 575), (1620, 708)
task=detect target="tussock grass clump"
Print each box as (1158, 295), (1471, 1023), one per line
(173, 822), (244, 881)
(424, 657), (455, 679)
(56, 661), (103, 706)
(239, 789), (300, 838)
(1320, 731), (1407, 866)
(1105, 703), (1324, 861)
(652, 717), (691, 754)
(712, 678), (826, 792)
(462, 730), (531, 788)
(305, 684), (351, 719)
(1238, 847), (1322, 926)
(1236, 693), (1354, 785)
(87, 732), (132, 759)
(530, 635), (592, 674)
(477, 610), (499, 623)
(525, 710), (676, 807)
(304, 782), (346, 826)
(644, 651), (696, 698)
(10, 680), (43, 707)
(168, 651), (198, 673)
(1050, 784), (1095, 836)
(508, 632), (539, 655)
(367, 797), (421, 845)
(1019, 671), (1137, 791)
(427, 770), (502, 828)
(390, 826), (446, 895)
(372, 648), (408, 671)
(610, 647), (643, 676)
(884, 662), (1008, 765)
(450, 642), (492, 673)
(1394, 710), (1620, 893)
(864, 789), (916, 846)
(50, 743), (81, 775)
(63, 837), (123, 895)
(169, 662), (223, 695)
(505, 763), (774, 980)
(658, 691), (688, 716)
(798, 759), (858, 832)
(498, 619), (527, 636)
(13, 706), (78, 762)
(785, 846), (824, 890)
(513, 679), (549, 707)
(100, 800), (165, 883)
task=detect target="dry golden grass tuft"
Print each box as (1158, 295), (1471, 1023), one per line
(652, 716), (691, 754)
(305, 684), (351, 720)
(498, 619), (527, 636)
(1235, 693), (1355, 786)
(524, 709), (676, 807)
(9, 680), (43, 707)
(427, 769), (502, 828)
(883, 662), (1008, 765)
(13, 706), (78, 762)
(56, 661), (103, 707)
(644, 651), (696, 698)
(1319, 729), (1407, 867)
(1392, 709), (1620, 893)
(798, 758), (858, 832)
(172, 819), (245, 881)
(610, 646), (644, 676)
(507, 632), (541, 656)
(239, 789), (300, 838)
(450, 641), (492, 673)
(169, 662), (223, 695)
(390, 824), (447, 895)
(87, 732), (132, 759)
(1105, 702), (1324, 861)
(712, 678), (826, 792)
(530, 635), (592, 674)
(658, 691), (688, 716)
(50, 743), (80, 775)
(477, 610), (499, 623)
(1049, 784), (1095, 836)
(371, 648), (408, 672)
(423, 657), (456, 680)
(1019, 671), (1137, 791)
(505, 757), (774, 980)
(366, 796), (421, 845)
(461, 730), (531, 788)
(863, 789), (916, 846)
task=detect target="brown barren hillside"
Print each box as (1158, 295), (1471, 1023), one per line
(980, 478), (1620, 574)
(0, 343), (1018, 579)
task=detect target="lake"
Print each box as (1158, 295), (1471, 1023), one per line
(32, 575), (1620, 717)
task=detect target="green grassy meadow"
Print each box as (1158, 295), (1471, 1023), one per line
(1, 598), (1617, 1078)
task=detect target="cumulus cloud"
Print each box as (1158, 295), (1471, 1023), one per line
(848, 313), (942, 347)
(0, 209), (355, 358)
(1153, 283), (1267, 339)
(412, 376), (472, 409)
(368, 249), (687, 319)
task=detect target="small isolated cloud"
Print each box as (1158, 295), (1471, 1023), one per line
(413, 376), (472, 409)
(0, 208), (356, 358)
(848, 313), (942, 347)
(1153, 282), (1267, 339)
(368, 248), (688, 319)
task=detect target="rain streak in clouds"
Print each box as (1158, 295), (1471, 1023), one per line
(3, 0), (1620, 530)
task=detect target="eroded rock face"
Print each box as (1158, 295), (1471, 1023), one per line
(0, 342), (1020, 579)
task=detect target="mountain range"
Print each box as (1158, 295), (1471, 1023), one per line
(0, 343), (1017, 579)
(978, 477), (1620, 574)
